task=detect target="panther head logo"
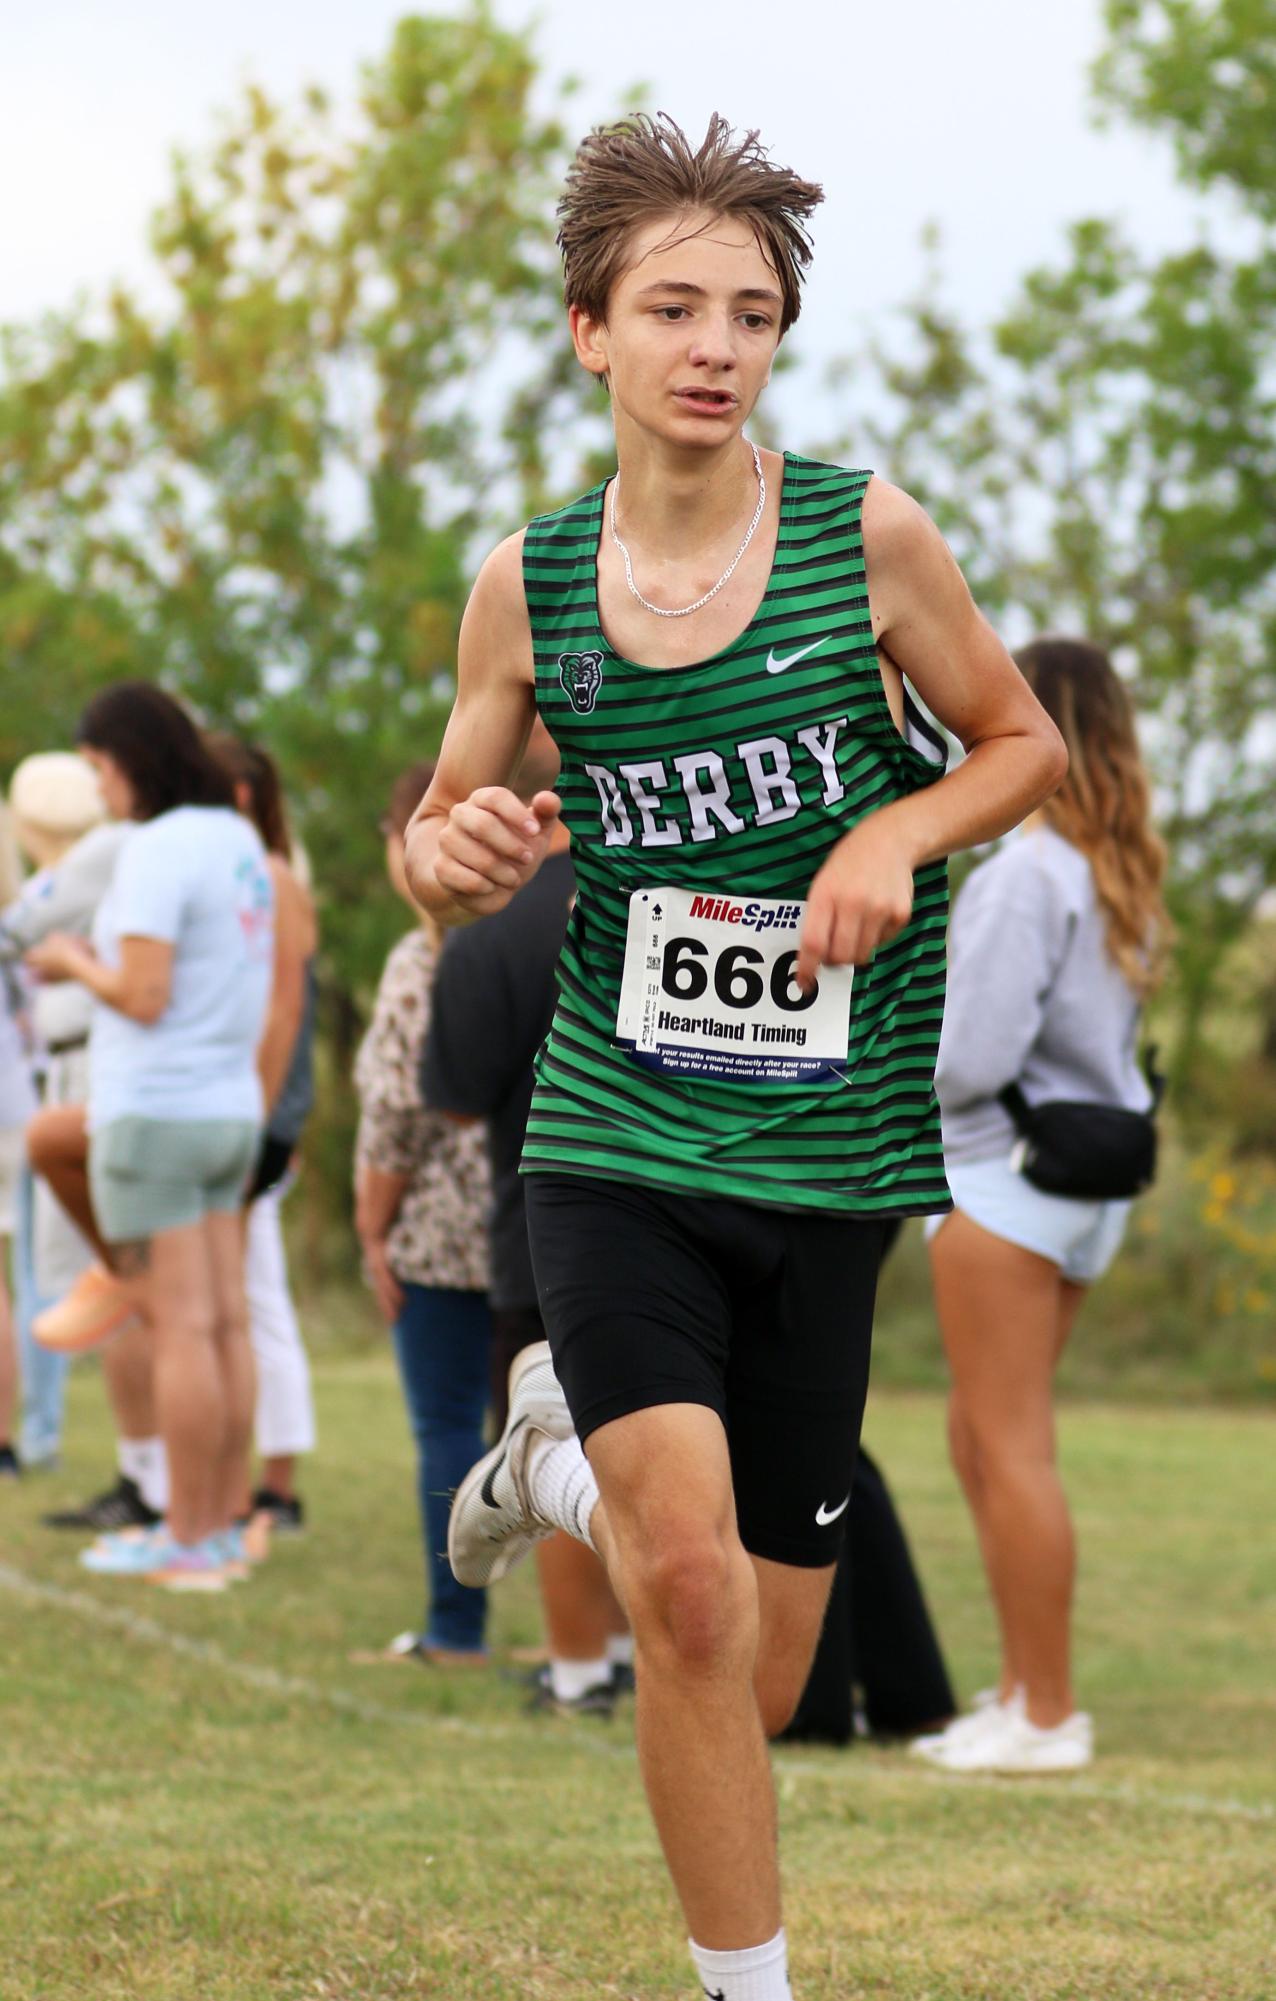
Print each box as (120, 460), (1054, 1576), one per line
(558, 650), (605, 715)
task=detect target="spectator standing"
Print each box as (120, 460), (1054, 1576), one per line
(422, 721), (631, 1715)
(3, 754), (128, 1478)
(0, 804), (38, 1475)
(919, 638), (1170, 1772)
(211, 735), (319, 1531)
(25, 682), (274, 1589)
(782, 1227), (956, 1747)
(353, 762), (492, 1665)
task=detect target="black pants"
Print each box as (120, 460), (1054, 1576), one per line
(779, 1444), (955, 1745)
(781, 1218), (954, 1746)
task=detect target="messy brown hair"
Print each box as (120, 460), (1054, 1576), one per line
(1016, 638), (1171, 998)
(207, 732), (292, 859)
(557, 113), (823, 334)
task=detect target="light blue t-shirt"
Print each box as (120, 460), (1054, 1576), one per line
(89, 806), (274, 1129)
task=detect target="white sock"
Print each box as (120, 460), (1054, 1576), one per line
(549, 1656), (611, 1702)
(526, 1434), (599, 1551)
(606, 1632), (634, 1669)
(689, 1929), (791, 2001)
(118, 1437), (169, 1514)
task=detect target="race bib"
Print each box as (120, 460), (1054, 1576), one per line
(616, 887), (853, 1084)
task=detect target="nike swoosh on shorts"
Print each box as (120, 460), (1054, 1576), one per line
(766, 636), (829, 674)
(815, 1494), (850, 1525)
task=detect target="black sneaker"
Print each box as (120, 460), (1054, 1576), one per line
(0, 1444), (20, 1479)
(42, 1474), (161, 1531)
(251, 1488), (305, 1534)
(525, 1664), (617, 1719)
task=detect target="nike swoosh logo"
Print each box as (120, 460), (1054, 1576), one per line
(766, 636), (829, 674)
(815, 1494), (850, 1526)
(479, 1454), (507, 1509)
(478, 1419), (525, 1508)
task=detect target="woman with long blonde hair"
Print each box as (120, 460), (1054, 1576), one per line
(917, 637), (1170, 1773)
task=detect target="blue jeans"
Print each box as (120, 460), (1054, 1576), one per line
(392, 1284), (492, 1653)
(14, 1168), (66, 1465)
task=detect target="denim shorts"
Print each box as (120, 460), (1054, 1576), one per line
(90, 1116), (259, 1244)
(925, 1153), (1131, 1285)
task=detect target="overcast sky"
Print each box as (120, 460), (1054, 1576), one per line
(4, 0), (1199, 374)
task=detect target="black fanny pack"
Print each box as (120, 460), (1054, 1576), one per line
(999, 1052), (1165, 1202)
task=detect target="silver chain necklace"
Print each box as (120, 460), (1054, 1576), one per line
(609, 442), (766, 618)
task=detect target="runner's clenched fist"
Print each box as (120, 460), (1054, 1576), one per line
(794, 812), (916, 993)
(431, 785), (561, 919)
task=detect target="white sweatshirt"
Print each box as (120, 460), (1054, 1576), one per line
(934, 825), (1153, 1167)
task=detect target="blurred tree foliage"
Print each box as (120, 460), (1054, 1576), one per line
(0, 6), (610, 1011)
(4, 0), (1275, 1212)
(818, 0), (1276, 1103)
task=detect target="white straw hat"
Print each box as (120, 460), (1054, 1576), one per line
(9, 752), (106, 836)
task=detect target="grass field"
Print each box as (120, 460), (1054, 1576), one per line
(2, 1356), (1273, 2001)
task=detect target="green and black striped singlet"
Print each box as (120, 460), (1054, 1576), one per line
(521, 453), (953, 1217)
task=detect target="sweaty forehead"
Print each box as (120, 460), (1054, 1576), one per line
(617, 210), (779, 289)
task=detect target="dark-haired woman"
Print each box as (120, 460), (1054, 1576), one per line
(916, 639), (1170, 1773)
(211, 735), (318, 1530)
(25, 682), (274, 1589)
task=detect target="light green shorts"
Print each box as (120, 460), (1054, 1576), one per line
(89, 1117), (260, 1245)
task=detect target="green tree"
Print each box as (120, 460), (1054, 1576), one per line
(820, 0), (1276, 1100)
(0, 7), (625, 1273)
(1095, 0), (1276, 214)
(0, 6), (610, 1001)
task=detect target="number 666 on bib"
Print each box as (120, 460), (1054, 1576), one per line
(616, 886), (853, 1084)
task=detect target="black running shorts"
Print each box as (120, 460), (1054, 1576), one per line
(524, 1173), (885, 1569)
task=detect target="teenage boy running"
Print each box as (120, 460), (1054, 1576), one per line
(406, 113), (1065, 2001)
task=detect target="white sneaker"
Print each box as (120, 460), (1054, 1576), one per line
(922, 1705), (1094, 1774)
(447, 1343), (575, 1588)
(910, 1686), (1022, 1759)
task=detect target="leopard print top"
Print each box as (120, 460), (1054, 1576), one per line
(354, 926), (490, 1290)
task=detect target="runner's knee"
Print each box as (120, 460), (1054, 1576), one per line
(626, 1533), (755, 1673)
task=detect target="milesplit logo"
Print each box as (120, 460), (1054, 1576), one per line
(688, 895), (801, 934)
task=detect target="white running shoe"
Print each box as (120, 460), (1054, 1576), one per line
(910, 1686), (1022, 1759)
(920, 1705), (1094, 1774)
(447, 1343), (575, 1588)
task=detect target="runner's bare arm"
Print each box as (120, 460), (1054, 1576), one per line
(795, 479), (1067, 989)
(403, 533), (561, 923)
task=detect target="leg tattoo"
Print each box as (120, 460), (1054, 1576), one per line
(110, 1240), (152, 1279)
